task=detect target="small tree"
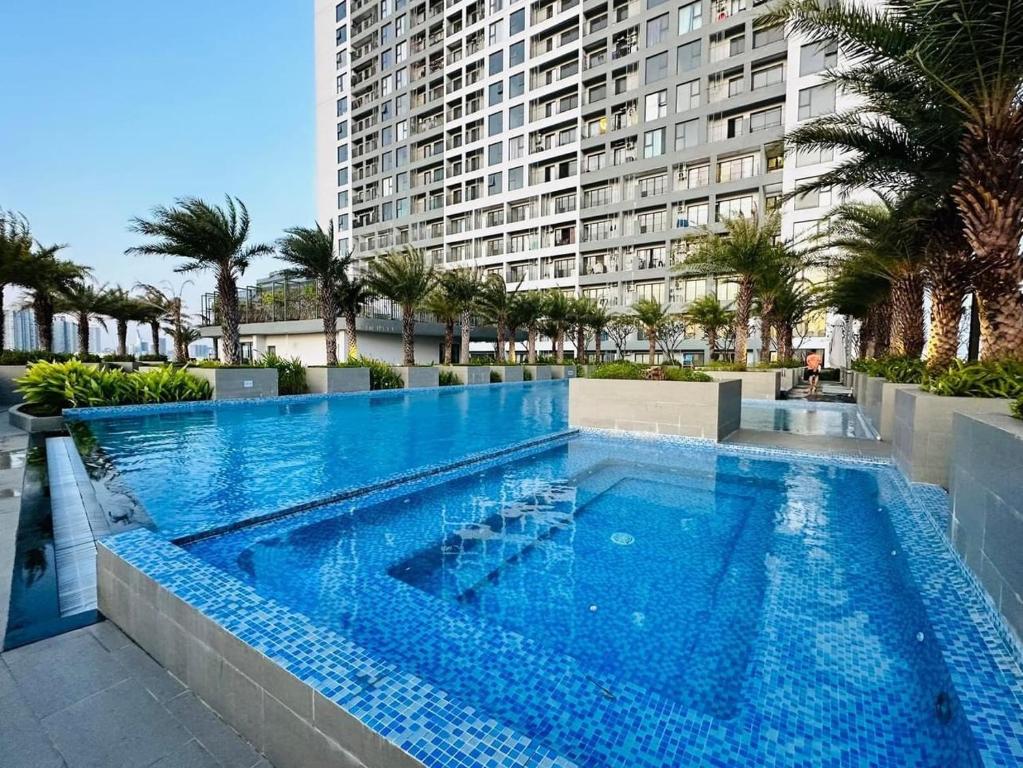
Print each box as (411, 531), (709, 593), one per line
(586, 303), (613, 362)
(569, 296), (598, 364)
(655, 316), (690, 365)
(631, 298), (669, 362)
(424, 288), (460, 364)
(367, 246), (436, 365)
(685, 294), (734, 361)
(604, 316), (634, 360)
(541, 290), (572, 363)
(336, 270), (375, 360)
(478, 274), (513, 362)
(56, 280), (110, 356)
(440, 267), (483, 363)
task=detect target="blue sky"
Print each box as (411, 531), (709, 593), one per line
(0, 0), (314, 325)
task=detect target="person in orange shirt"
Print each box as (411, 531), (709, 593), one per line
(805, 352), (823, 394)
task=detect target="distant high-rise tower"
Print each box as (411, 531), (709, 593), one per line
(52, 317), (79, 355)
(89, 325), (103, 355)
(3, 309), (39, 351)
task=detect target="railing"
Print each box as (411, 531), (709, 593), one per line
(202, 289), (451, 327)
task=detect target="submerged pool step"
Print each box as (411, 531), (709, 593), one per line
(46, 437), (110, 617)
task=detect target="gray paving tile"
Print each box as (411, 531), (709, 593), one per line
(0, 657), (17, 699)
(113, 643), (185, 702)
(4, 628), (129, 718)
(0, 677), (66, 768)
(89, 620), (132, 652)
(146, 739), (221, 768)
(42, 678), (192, 768)
(166, 691), (262, 768)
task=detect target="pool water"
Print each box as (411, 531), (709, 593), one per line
(741, 400), (876, 438)
(189, 436), (982, 766)
(68, 382), (568, 537)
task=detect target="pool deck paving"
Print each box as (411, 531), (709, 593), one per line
(725, 428), (892, 459)
(0, 621), (271, 768)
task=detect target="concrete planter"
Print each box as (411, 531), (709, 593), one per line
(523, 365), (552, 381)
(0, 365), (27, 406)
(306, 366), (371, 393)
(864, 376), (886, 431)
(893, 387), (1012, 487)
(568, 377), (742, 441)
(878, 382), (918, 442)
(949, 412), (1023, 642)
(705, 370), (781, 400)
(491, 365), (523, 383)
(392, 366), (439, 388)
(190, 367), (279, 400)
(8, 402), (64, 434)
(438, 365), (490, 385)
(854, 371), (869, 405)
(549, 365), (576, 379)
(103, 361), (139, 372)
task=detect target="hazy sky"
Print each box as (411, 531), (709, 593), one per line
(0, 1), (315, 330)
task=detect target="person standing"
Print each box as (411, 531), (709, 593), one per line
(805, 351), (823, 395)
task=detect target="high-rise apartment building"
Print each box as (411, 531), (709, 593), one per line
(315, 0), (848, 363)
(3, 309), (39, 351)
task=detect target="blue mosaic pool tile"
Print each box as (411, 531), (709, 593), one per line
(101, 432), (1023, 768)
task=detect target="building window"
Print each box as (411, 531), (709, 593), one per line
(800, 41), (839, 76)
(488, 172), (502, 194)
(488, 142), (503, 165)
(646, 14), (669, 46)
(677, 79), (699, 110)
(645, 52), (669, 84)
(336, 1), (347, 21)
(717, 195), (755, 220)
(798, 83), (837, 119)
(753, 23), (784, 48)
(489, 50), (503, 75)
(752, 62), (784, 90)
(686, 202), (709, 226)
(509, 41), (525, 67)
(677, 40), (701, 73)
(508, 166), (524, 190)
(509, 72), (524, 98)
(643, 128), (666, 158)
(510, 8), (525, 35)
(509, 104), (524, 128)
(674, 118), (699, 150)
(678, 1), (702, 33)
(396, 145), (408, 166)
(509, 134), (525, 159)
(645, 90), (667, 120)
(489, 81), (504, 105)
(488, 111), (503, 135)
(750, 105), (783, 132)
(794, 179), (832, 209)
(796, 147), (834, 167)
(336, 97), (348, 116)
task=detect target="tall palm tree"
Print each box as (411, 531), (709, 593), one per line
(21, 245), (85, 352)
(478, 274), (513, 363)
(753, 246), (802, 361)
(440, 267), (483, 364)
(423, 287), (460, 364)
(336, 269), (375, 360)
(276, 221), (345, 365)
(586, 302), (613, 363)
(541, 290), (572, 363)
(675, 212), (780, 363)
(685, 294), (734, 361)
(127, 196), (272, 365)
(56, 280), (111, 356)
(828, 258), (893, 359)
(105, 287), (150, 357)
(367, 246), (437, 365)
(513, 290), (545, 363)
(568, 296), (598, 364)
(772, 280), (821, 361)
(631, 298), (669, 362)
(0, 210), (33, 351)
(136, 282), (191, 363)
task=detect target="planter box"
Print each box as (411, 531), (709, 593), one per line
(878, 382), (918, 442)
(103, 361), (138, 372)
(190, 367), (279, 400)
(0, 365), (27, 406)
(492, 365), (523, 383)
(392, 366), (439, 388)
(854, 371), (869, 405)
(8, 402), (63, 434)
(438, 365), (490, 385)
(568, 377), (741, 441)
(306, 367), (371, 393)
(705, 370), (781, 400)
(549, 365), (576, 379)
(523, 365), (552, 381)
(949, 412), (1023, 643)
(864, 376), (886, 431)
(893, 387), (1012, 487)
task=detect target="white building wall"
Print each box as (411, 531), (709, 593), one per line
(242, 329), (440, 366)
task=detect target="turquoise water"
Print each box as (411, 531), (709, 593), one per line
(741, 400), (876, 438)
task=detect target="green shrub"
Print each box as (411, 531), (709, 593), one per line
(489, 370), (502, 383)
(523, 368), (533, 381)
(439, 370), (461, 386)
(922, 359), (1023, 398)
(103, 354), (136, 363)
(881, 357), (925, 383)
(592, 361), (646, 379)
(15, 360), (211, 415)
(753, 357), (805, 370)
(1011, 396), (1022, 420)
(336, 357), (403, 390)
(662, 366), (713, 382)
(256, 352), (306, 395)
(700, 361), (747, 371)
(194, 359), (222, 368)
(139, 353), (168, 362)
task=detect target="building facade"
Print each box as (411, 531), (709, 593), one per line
(315, 0), (850, 365)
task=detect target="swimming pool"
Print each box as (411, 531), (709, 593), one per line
(741, 399), (877, 438)
(67, 381), (568, 538)
(180, 435), (1012, 767)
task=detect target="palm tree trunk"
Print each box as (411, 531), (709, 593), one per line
(733, 279), (754, 364)
(344, 311), (359, 360)
(443, 321), (454, 364)
(759, 315), (773, 362)
(149, 321), (160, 356)
(555, 330), (564, 363)
(116, 320), (128, 357)
(780, 323), (793, 361)
(217, 271), (242, 365)
(77, 311), (90, 355)
(33, 298), (54, 352)
(459, 310), (471, 364)
(401, 304), (416, 365)
(926, 274), (968, 370)
(575, 325), (586, 364)
(975, 264), (1023, 360)
(527, 326), (537, 363)
(495, 321), (506, 363)
(647, 330), (656, 362)
(967, 294), (981, 361)
(0, 285), (5, 351)
(320, 290), (339, 366)
(707, 328), (718, 361)
(594, 331), (602, 362)
(888, 276), (925, 358)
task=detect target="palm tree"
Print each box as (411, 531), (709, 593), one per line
(0, 210), (33, 351)
(127, 196), (272, 365)
(21, 245), (86, 352)
(541, 290), (572, 363)
(568, 296), (598, 364)
(56, 280), (110, 356)
(753, 246), (802, 361)
(513, 290), (545, 363)
(367, 246), (437, 365)
(276, 221), (345, 365)
(827, 258), (893, 359)
(772, 280), (821, 361)
(336, 269), (375, 360)
(439, 267), (483, 363)
(105, 287), (150, 357)
(685, 294), (734, 361)
(137, 282), (191, 363)
(423, 287), (460, 364)
(675, 212), (780, 364)
(586, 302), (613, 363)
(631, 298), (669, 362)
(478, 274), (513, 363)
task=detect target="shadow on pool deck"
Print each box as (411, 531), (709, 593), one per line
(725, 427), (892, 459)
